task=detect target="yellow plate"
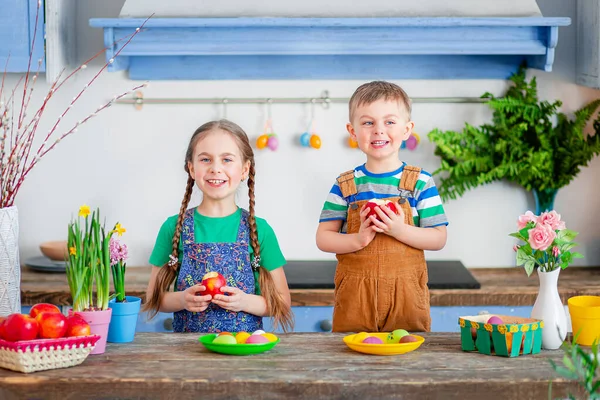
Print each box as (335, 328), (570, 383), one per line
(343, 333), (425, 355)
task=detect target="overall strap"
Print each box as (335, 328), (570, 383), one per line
(337, 170), (357, 198)
(399, 166), (422, 192)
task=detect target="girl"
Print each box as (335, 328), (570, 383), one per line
(143, 120), (293, 333)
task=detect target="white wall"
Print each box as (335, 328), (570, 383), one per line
(7, 0), (600, 268)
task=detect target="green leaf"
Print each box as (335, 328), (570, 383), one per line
(519, 227), (531, 240)
(572, 252), (584, 259)
(557, 229), (578, 242)
(553, 366), (578, 380)
(508, 232), (526, 240)
(524, 260), (535, 277)
(516, 248), (535, 266)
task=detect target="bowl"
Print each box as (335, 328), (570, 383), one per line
(343, 333), (425, 355)
(39, 241), (68, 261)
(198, 333), (279, 355)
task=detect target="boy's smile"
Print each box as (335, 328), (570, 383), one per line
(347, 99), (414, 170)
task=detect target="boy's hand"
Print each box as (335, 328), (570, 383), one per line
(212, 287), (247, 312)
(182, 284), (212, 312)
(356, 204), (378, 248)
(371, 203), (408, 239)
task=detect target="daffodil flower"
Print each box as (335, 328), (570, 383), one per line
(69, 246), (76, 256)
(114, 223), (126, 236)
(78, 204), (91, 217)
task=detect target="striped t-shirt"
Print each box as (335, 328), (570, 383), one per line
(319, 163), (448, 233)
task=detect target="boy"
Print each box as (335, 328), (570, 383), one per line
(316, 81), (448, 333)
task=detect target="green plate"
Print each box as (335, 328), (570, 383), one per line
(198, 334), (279, 355)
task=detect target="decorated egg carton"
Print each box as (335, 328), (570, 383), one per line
(458, 314), (543, 357)
(0, 335), (100, 373)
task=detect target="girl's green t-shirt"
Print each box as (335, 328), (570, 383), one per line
(149, 207), (286, 294)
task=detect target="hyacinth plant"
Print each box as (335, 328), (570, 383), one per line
(67, 204), (126, 312)
(110, 237), (129, 303)
(509, 210), (583, 277)
(0, 1), (150, 208)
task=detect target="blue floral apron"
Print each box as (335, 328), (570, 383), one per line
(173, 208), (263, 333)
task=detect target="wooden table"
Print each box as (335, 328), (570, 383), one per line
(20, 266), (600, 306)
(0, 333), (585, 399)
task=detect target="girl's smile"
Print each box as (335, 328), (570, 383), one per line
(188, 129), (250, 215)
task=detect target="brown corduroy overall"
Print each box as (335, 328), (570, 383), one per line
(332, 166), (431, 333)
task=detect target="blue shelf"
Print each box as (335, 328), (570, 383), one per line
(89, 17), (570, 80)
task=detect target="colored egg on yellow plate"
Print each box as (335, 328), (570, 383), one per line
(353, 332), (370, 343)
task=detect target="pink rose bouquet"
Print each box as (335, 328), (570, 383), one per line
(510, 210), (582, 276)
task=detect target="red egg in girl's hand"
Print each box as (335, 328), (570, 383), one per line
(365, 199), (398, 220)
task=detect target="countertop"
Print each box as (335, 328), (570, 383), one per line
(0, 332), (585, 400)
(19, 265), (600, 306)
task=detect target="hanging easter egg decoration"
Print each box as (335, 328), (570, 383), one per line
(300, 132), (311, 147)
(256, 134), (269, 149)
(412, 132), (421, 145)
(309, 134), (322, 149)
(405, 132), (420, 151)
(348, 137), (359, 148)
(257, 116), (278, 151)
(405, 135), (417, 151)
(267, 134), (279, 151)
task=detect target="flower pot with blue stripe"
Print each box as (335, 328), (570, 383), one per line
(107, 296), (141, 343)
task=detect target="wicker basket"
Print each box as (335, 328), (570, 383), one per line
(0, 335), (100, 373)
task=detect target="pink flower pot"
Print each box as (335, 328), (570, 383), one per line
(73, 309), (112, 354)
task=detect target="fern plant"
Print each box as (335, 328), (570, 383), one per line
(428, 67), (600, 201)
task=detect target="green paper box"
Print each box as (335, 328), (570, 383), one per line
(458, 314), (543, 357)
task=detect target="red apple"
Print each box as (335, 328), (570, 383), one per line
(199, 271), (227, 298)
(365, 199), (398, 220)
(3, 313), (39, 341)
(0, 317), (6, 340)
(29, 303), (61, 319)
(36, 311), (68, 339)
(65, 314), (91, 337)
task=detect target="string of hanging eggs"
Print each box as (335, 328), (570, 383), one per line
(251, 99), (420, 151)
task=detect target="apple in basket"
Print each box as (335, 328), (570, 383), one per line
(36, 312), (68, 339)
(198, 272), (227, 298)
(65, 314), (92, 337)
(29, 303), (61, 319)
(365, 199), (398, 220)
(0, 317), (6, 340)
(3, 313), (39, 341)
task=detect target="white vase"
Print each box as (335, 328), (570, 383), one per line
(0, 206), (21, 317)
(530, 267), (567, 350)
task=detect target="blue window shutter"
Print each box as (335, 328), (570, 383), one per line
(0, 0), (46, 73)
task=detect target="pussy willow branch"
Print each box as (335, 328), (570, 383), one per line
(0, 13), (153, 208)
(18, 0), (41, 131)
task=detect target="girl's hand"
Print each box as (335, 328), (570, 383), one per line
(371, 203), (408, 239)
(181, 284), (212, 312)
(212, 286), (247, 312)
(356, 204), (378, 248)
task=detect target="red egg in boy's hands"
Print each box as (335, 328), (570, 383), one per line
(364, 199), (398, 220)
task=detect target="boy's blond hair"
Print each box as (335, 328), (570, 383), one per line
(348, 81), (412, 122)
